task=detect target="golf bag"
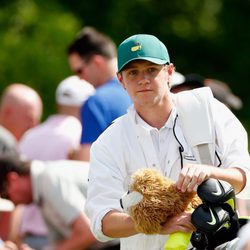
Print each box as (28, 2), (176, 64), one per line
(190, 178), (248, 250)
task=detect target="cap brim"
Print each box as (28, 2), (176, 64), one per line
(119, 57), (169, 72)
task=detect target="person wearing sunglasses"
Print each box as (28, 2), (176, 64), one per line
(67, 26), (131, 162)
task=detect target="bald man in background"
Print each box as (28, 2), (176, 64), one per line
(0, 83), (43, 241)
(0, 83), (43, 141)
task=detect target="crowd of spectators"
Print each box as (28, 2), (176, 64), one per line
(0, 28), (250, 250)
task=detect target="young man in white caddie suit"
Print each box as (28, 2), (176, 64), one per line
(85, 34), (250, 250)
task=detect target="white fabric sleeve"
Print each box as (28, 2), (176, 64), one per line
(236, 167), (250, 199)
(85, 136), (128, 242)
(214, 100), (250, 198)
(91, 209), (116, 242)
(40, 171), (84, 225)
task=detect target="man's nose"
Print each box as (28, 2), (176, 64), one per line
(138, 72), (150, 85)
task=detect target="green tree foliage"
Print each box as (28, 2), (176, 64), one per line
(54, 0), (250, 132)
(0, 0), (81, 118)
(0, 0), (250, 133)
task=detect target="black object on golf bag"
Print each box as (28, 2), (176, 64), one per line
(190, 178), (239, 250)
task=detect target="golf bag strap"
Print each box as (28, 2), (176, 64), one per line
(173, 87), (215, 165)
(197, 144), (213, 165)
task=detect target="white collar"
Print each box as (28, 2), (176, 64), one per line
(128, 105), (177, 131)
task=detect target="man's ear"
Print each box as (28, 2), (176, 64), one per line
(167, 63), (175, 76)
(166, 64), (175, 87)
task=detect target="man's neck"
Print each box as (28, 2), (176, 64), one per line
(136, 101), (173, 130)
(95, 58), (117, 87)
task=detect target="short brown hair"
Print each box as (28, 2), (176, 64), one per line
(67, 26), (117, 61)
(0, 158), (30, 199)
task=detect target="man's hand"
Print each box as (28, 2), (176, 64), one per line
(160, 211), (195, 234)
(175, 164), (214, 192)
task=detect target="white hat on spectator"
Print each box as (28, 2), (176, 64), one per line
(171, 72), (185, 88)
(56, 76), (95, 107)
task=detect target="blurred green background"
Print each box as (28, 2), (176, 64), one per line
(0, 0), (250, 132)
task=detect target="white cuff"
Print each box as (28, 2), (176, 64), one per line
(236, 167), (250, 199)
(91, 209), (116, 242)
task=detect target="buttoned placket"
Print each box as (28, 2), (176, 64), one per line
(132, 107), (184, 176)
(158, 126), (172, 173)
(136, 125), (160, 170)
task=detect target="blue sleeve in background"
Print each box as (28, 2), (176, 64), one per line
(80, 78), (132, 144)
(80, 98), (106, 143)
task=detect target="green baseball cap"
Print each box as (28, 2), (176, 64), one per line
(117, 34), (170, 72)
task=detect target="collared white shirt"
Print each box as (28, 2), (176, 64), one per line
(136, 108), (177, 175)
(86, 96), (250, 250)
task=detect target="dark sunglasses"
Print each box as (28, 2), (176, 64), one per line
(73, 56), (93, 75)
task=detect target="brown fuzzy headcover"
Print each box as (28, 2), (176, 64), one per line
(128, 168), (201, 234)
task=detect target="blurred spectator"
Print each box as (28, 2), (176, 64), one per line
(0, 84), (42, 141)
(67, 26), (131, 161)
(170, 73), (204, 93)
(0, 126), (34, 250)
(0, 84), (42, 241)
(12, 76), (94, 250)
(0, 127), (16, 240)
(0, 156), (96, 250)
(19, 75), (94, 160)
(205, 78), (243, 110)
(0, 131), (118, 250)
(170, 73), (243, 110)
